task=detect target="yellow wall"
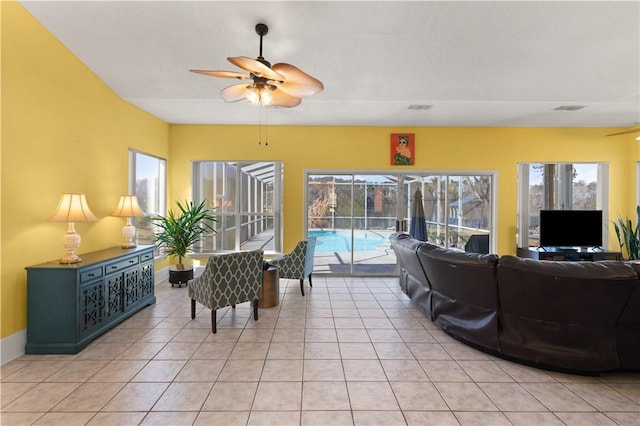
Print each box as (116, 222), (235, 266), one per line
(170, 125), (634, 254)
(1, 2), (170, 338)
(2, 2), (638, 345)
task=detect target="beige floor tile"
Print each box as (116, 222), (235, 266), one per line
(339, 343), (378, 359)
(191, 342), (235, 359)
(503, 411), (565, 425)
(2, 360), (70, 382)
(76, 342), (131, 360)
(0, 360), (31, 380)
(494, 359), (557, 383)
(194, 411), (250, 426)
(32, 411), (95, 425)
(301, 410), (354, 426)
(271, 327), (305, 342)
(252, 381), (302, 411)
(175, 359), (226, 382)
(373, 342), (415, 360)
(115, 342), (165, 360)
(141, 411), (199, 425)
(138, 328), (180, 343)
(100, 327), (149, 343)
(86, 411), (147, 425)
(404, 411), (460, 426)
(152, 382), (213, 411)
(218, 359), (265, 381)
(247, 410), (301, 426)
(132, 360), (186, 382)
(343, 359), (387, 381)
(608, 383), (640, 404)
(347, 381), (400, 410)
(435, 382), (499, 411)
(239, 328), (276, 343)
(478, 382), (547, 411)
(457, 360), (514, 382)
(303, 359), (344, 381)
(337, 328), (371, 342)
(87, 360), (147, 382)
(381, 359), (429, 381)
(419, 360), (472, 382)
(302, 381), (351, 411)
(304, 342), (341, 359)
(553, 411), (618, 426)
(352, 410), (406, 425)
(367, 329), (404, 343)
(261, 359), (304, 381)
(3, 382), (80, 412)
(203, 328), (243, 342)
(229, 342), (270, 360)
(153, 342), (200, 360)
(0, 382), (38, 408)
(442, 343), (490, 360)
(454, 411), (512, 425)
(201, 382), (258, 411)
(604, 411), (640, 426)
(520, 382), (596, 411)
(564, 382), (640, 411)
(332, 308), (361, 318)
(391, 381), (449, 411)
(1, 412), (46, 425)
(305, 317), (336, 328)
(102, 382), (168, 411)
(305, 328), (338, 342)
(407, 343), (452, 360)
(397, 328), (436, 343)
(334, 317), (365, 329)
(170, 328), (210, 343)
(267, 342), (304, 359)
(52, 382), (125, 412)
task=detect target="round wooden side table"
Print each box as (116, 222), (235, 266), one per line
(259, 266), (280, 308)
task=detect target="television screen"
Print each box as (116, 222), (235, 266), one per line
(539, 210), (603, 248)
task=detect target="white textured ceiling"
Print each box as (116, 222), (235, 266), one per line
(19, 1), (640, 128)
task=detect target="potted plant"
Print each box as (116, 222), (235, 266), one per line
(152, 200), (216, 286)
(613, 206), (640, 260)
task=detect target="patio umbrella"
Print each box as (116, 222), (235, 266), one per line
(409, 189), (427, 241)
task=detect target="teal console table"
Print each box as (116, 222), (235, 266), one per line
(25, 245), (156, 354)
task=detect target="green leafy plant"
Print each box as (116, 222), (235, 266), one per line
(613, 206), (640, 260)
(151, 200), (216, 265)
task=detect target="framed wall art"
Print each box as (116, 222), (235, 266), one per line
(390, 133), (414, 165)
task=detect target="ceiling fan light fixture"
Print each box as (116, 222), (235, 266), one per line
(246, 85), (274, 106)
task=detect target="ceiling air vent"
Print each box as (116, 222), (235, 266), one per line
(408, 104), (432, 111)
(554, 105), (587, 111)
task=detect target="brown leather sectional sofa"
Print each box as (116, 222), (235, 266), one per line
(390, 232), (640, 373)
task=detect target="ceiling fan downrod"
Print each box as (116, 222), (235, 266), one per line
(256, 23), (269, 63)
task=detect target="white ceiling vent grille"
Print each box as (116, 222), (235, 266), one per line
(554, 105), (587, 111)
(408, 104), (433, 111)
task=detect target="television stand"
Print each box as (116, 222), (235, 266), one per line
(518, 247), (621, 261)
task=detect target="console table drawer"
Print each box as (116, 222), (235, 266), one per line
(140, 251), (154, 263)
(80, 267), (103, 283)
(105, 257), (139, 275)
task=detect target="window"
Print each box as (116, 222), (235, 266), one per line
(192, 161), (283, 253)
(129, 149), (166, 246)
(517, 162), (608, 248)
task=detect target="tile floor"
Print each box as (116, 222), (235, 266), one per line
(1, 276), (639, 426)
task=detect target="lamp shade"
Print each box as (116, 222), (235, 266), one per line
(49, 193), (98, 222)
(111, 195), (146, 218)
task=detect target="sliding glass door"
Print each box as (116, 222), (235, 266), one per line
(306, 170), (495, 275)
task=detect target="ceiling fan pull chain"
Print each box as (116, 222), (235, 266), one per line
(265, 108), (269, 146)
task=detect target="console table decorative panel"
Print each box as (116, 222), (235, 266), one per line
(25, 245), (156, 354)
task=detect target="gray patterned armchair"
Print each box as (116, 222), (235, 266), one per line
(188, 250), (263, 333)
(270, 237), (316, 296)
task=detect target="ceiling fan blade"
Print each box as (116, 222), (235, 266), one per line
(272, 63), (324, 96)
(219, 83), (250, 103)
(606, 127), (640, 136)
(190, 69), (250, 80)
(228, 56), (284, 81)
(269, 89), (302, 108)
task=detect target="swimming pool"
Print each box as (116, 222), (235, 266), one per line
(309, 229), (390, 252)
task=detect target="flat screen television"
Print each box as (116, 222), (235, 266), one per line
(539, 210), (603, 248)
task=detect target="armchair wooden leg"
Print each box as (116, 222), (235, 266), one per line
(300, 278), (305, 296)
(211, 309), (217, 334)
(309, 273), (313, 288)
(191, 299), (196, 319)
(253, 299), (259, 321)
(231, 304), (236, 309)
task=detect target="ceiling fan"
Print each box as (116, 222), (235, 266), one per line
(190, 23), (324, 108)
(606, 127), (640, 139)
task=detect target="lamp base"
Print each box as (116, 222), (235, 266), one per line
(121, 220), (137, 249)
(60, 252), (82, 264)
(120, 243), (137, 249)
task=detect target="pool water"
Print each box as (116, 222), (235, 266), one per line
(309, 230), (389, 252)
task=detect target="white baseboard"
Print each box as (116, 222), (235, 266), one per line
(1, 330), (26, 365)
(2, 271), (169, 366)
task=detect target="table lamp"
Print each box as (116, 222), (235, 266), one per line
(111, 195), (146, 248)
(48, 193), (98, 264)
